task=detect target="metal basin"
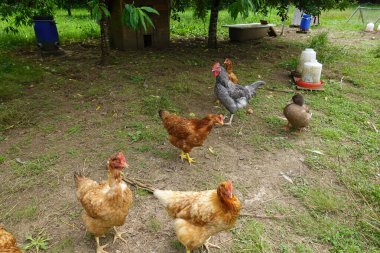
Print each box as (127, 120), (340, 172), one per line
(223, 23), (276, 41)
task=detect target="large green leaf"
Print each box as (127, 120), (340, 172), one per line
(138, 9), (147, 32)
(123, 3), (159, 32)
(140, 6), (159, 15)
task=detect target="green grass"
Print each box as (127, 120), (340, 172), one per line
(146, 217), (162, 233)
(4, 199), (38, 222)
(135, 188), (150, 197)
(22, 232), (50, 253)
(0, 9), (98, 50)
(0, 55), (44, 102)
(11, 154), (58, 176)
(50, 238), (74, 253)
(0, 5), (379, 253)
(290, 185), (346, 214)
(233, 219), (272, 252)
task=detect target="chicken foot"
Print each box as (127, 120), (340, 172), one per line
(113, 227), (128, 244)
(223, 114), (234, 126)
(180, 150), (187, 162)
(180, 151), (195, 165)
(185, 153), (195, 165)
(95, 237), (109, 253)
(202, 237), (221, 252)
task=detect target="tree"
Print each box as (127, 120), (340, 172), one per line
(0, 0), (55, 33)
(173, 0), (352, 49)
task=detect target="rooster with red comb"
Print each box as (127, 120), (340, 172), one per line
(212, 62), (265, 126)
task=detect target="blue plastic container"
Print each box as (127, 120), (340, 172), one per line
(33, 16), (60, 50)
(300, 14), (312, 31)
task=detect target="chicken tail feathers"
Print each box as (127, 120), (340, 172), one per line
(247, 81), (265, 97)
(153, 189), (174, 207)
(74, 171), (85, 186)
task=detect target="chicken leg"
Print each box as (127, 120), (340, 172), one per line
(113, 227), (128, 244)
(180, 150), (187, 161)
(95, 237), (109, 253)
(223, 114), (234, 126)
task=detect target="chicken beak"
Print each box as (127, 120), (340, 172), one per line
(123, 162), (129, 169)
(229, 192), (233, 198)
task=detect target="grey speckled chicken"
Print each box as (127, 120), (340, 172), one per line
(212, 62), (265, 125)
(283, 94), (312, 131)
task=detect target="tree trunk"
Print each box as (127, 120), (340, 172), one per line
(67, 0), (72, 16)
(100, 0), (110, 65)
(207, 0), (221, 49)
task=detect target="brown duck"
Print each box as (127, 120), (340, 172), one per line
(283, 94), (312, 131)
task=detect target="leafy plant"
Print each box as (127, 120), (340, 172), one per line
(228, 0), (259, 20)
(0, 0), (55, 33)
(123, 3), (159, 32)
(88, 0), (110, 21)
(23, 232), (50, 253)
(128, 130), (142, 142)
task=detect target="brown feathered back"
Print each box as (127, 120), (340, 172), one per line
(284, 95), (312, 129)
(154, 181), (241, 251)
(159, 111), (223, 153)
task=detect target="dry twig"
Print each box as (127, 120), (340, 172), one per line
(123, 177), (156, 193)
(240, 213), (293, 219)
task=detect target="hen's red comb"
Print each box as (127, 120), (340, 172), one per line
(117, 152), (126, 164)
(227, 180), (233, 191)
(212, 62), (220, 70)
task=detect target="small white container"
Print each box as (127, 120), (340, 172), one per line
(297, 48), (317, 73)
(302, 60), (322, 83)
(365, 23), (374, 32)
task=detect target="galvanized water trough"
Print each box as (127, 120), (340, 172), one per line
(223, 23), (276, 42)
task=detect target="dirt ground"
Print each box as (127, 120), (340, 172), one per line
(1, 26), (377, 253)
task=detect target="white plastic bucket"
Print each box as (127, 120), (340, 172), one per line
(302, 60), (323, 83)
(297, 48), (316, 73)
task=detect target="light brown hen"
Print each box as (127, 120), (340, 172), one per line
(154, 181), (241, 253)
(75, 152), (133, 253)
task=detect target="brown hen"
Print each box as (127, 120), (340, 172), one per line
(74, 152), (133, 253)
(154, 181), (241, 253)
(159, 110), (224, 164)
(223, 58), (239, 84)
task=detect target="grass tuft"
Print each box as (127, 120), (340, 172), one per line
(233, 219), (272, 252)
(11, 154), (58, 176)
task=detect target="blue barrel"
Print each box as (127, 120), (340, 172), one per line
(300, 14), (312, 31)
(33, 16), (60, 50)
